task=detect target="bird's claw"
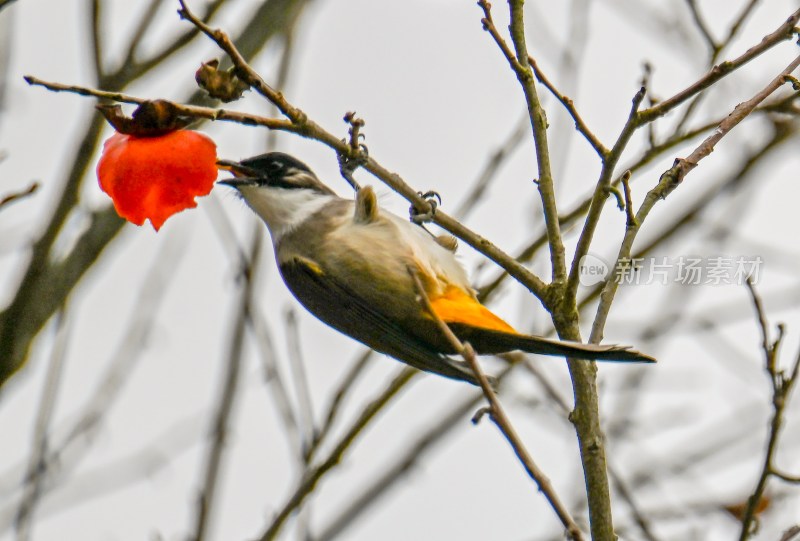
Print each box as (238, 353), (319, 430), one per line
(338, 143), (369, 191)
(409, 190), (442, 224)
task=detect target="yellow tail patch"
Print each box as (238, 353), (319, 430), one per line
(429, 286), (517, 334)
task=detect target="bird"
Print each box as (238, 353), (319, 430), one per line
(217, 152), (655, 384)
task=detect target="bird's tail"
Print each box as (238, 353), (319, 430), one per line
(448, 324), (656, 363)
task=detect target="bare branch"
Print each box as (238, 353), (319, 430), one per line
(620, 171), (637, 227)
(190, 231), (262, 541)
(590, 54), (800, 345)
(528, 55), (609, 158)
(89, 0), (104, 80)
(256, 368), (417, 541)
(685, 0), (718, 54)
(639, 8), (800, 123)
(454, 115), (528, 221)
(737, 282), (800, 541)
(407, 270), (585, 541)
(284, 308), (317, 456)
(0, 182), (39, 211)
(305, 349), (373, 464)
(14, 310), (70, 541)
(23, 76), (297, 131)
(478, 0), (566, 282)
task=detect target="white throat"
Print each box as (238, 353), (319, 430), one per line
(238, 186), (335, 243)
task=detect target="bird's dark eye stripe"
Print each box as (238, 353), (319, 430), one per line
(266, 178), (304, 190)
(255, 171), (317, 191)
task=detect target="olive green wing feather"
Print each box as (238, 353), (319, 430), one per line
(279, 255), (479, 384)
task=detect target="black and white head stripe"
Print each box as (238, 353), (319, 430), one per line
(240, 152), (314, 178)
(236, 152), (334, 195)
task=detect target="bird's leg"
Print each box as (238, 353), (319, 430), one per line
(339, 111), (369, 192)
(337, 144), (368, 192)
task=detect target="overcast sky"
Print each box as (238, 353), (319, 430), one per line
(1, 1), (800, 540)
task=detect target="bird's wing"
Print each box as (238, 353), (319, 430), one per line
(278, 255), (480, 384)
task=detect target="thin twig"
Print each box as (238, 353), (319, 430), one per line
(521, 356), (662, 541)
(304, 349), (373, 463)
(773, 471), (800, 484)
(284, 308), (316, 456)
(117, 0), (166, 70)
(314, 383), (489, 541)
(479, 0), (566, 283)
(250, 19), (308, 460)
(177, 0), (295, 119)
(407, 270), (585, 541)
(205, 193), (305, 462)
(565, 86), (646, 301)
(0, 231), (187, 536)
(590, 54), (800, 346)
(528, 55), (609, 158)
(477, 105), (788, 302)
(106, 0), (229, 86)
(454, 115), (528, 220)
(0, 183), (39, 211)
(674, 0), (762, 132)
(257, 368), (417, 541)
(620, 171), (637, 227)
(89, 0), (104, 81)
(574, 119), (797, 318)
(0, 413), (204, 529)
(639, 8), (800, 124)
(685, 0), (718, 54)
(190, 230), (262, 541)
(738, 280), (800, 541)
(24, 76), (296, 131)
(13, 309), (69, 541)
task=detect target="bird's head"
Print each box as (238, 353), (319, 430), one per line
(217, 152), (337, 241)
(217, 152), (335, 196)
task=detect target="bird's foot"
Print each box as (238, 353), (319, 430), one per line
(410, 190), (442, 224)
(338, 143), (368, 192)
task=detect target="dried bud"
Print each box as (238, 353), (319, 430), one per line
(195, 59), (250, 102)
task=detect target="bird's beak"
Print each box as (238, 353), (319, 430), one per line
(216, 159), (259, 188)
